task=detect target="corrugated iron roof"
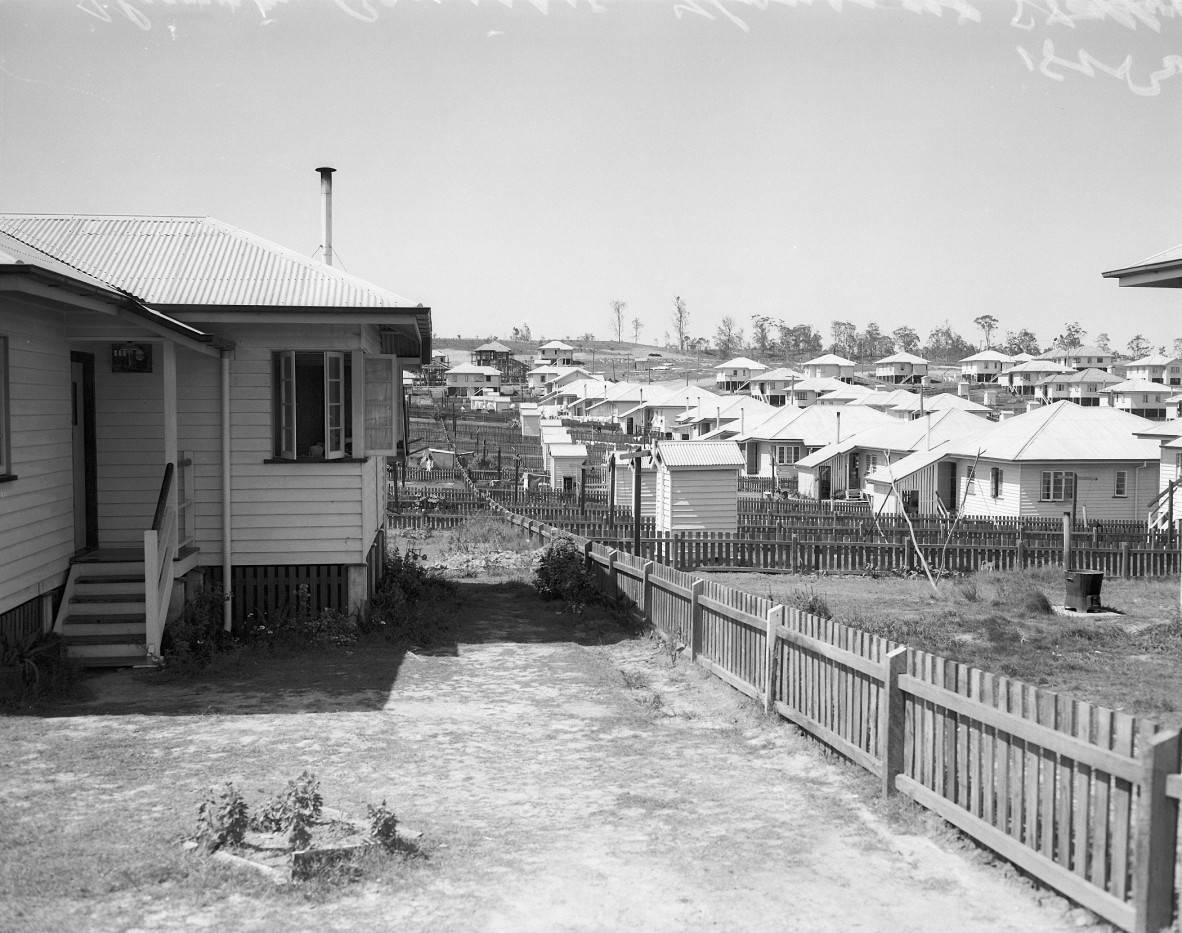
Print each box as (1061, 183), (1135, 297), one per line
(654, 441), (744, 468)
(0, 214), (416, 308)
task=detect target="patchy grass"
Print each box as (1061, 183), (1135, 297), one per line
(734, 567), (1182, 727)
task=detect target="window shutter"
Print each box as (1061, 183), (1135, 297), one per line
(364, 355), (401, 456)
(324, 351), (345, 459)
(278, 350), (297, 460)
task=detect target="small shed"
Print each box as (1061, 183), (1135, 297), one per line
(519, 404), (542, 437)
(652, 441), (745, 533)
(548, 443), (588, 493)
(610, 449), (658, 517)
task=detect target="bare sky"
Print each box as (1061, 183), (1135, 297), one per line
(1, 0), (1179, 353)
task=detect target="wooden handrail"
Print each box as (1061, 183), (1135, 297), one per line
(151, 462), (175, 532)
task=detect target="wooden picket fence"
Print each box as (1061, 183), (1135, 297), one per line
(495, 509), (1181, 933)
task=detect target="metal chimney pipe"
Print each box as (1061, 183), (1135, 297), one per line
(316, 166), (335, 267)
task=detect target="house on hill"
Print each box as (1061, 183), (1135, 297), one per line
(958, 349), (1012, 384)
(714, 357), (768, 393)
(1046, 345), (1114, 372)
(538, 340), (575, 366)
(998, 359), (1073, 396)
(863, 402), (1159, 520)
(1099, 379), (1172, 420)
(751, 366), (804, 406)
(873, 351), (929, 385)
(802, 353), (855, 382)
(1123, 354), (1182, 387)
(445, 363), (501, 397)
(0, 214), (430, 660)
(1035, 368), (1120, 407)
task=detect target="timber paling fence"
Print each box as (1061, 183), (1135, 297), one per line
(490, 508), (1182, 933)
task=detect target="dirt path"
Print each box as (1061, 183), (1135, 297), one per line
(2, 580), (1092, 932)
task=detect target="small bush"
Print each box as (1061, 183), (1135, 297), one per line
(367, 800), (401, 852)
(161, 584), (226, 675)
(241, 586), (361, 650)
(253, 770), (323, 851)
(0, 631), (74, 703)
(364, 547), (456, 648)
(533, 536), (597, 612)
(196, 782), (249, 851)
(787, 585), (832, 620)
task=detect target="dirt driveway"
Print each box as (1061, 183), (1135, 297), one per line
(1, 579), (1091, 932)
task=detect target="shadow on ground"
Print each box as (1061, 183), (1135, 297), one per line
(9, 579), (642, 720)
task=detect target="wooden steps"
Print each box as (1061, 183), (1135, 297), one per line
(60, 559), (150, 667)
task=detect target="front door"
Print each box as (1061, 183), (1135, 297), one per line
(70, 352), (97, 551)
(818, 466), (831, 501)
(937, 461), (958, 512)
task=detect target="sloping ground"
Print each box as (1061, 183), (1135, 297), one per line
(0, 580), (1088, 932)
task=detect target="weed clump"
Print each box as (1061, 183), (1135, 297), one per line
(160, 584), (226, 675)
(787, 585), (832, 620)
(445, 515), (529, 554)
(533, 535), (598, 612)
(0, 630), (75, 705)
(364, 547), (456, 649)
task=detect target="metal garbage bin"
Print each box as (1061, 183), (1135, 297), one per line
(1064, 570), (1104, 612)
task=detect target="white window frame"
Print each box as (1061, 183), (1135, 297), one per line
(363, 354), (403, 456)
(1114, 470), (1127, 498)
(775, 444), (801, 465)
(274, 350), (349, 461)
(1040, 470), (1075, 502)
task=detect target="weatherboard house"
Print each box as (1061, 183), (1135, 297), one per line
(0, 215), (430, 663)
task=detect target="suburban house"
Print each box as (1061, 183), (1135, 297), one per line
(873, 351), (929, 385)
(540, 376), (609, 418)
(795, 408), (988, 501)
(1099, 379), (1172, 420)
(537, 340), (575, 366)
(786, 376), (849, 407)
(546, 443), (588, 494)
(713, 357), (768, 393)
(1131, 420), (1182, 529)
(733, 405), (894, 482)
(1035, 368), (1120, 407)
(583, 382), (664, 432)
(847, 388), (917, 413)
(1046, 345), (1114, 372)
(618, 385), (720, 438)
(1123, 354), (1182, 386)
(813, 384), (874, 406)
(651, 440), (745, 534)
(997, 359), (1074, 396)
(472, 340), (530, 386)
(526, 364), (590, 395)
(421, 351), (450, 386)
(750, 366), (804, 406)
(863, 402), (1159, 521)
(444, 363), (501, 397)
(958, 350), (1012, 383)
(886, 391), (992, 421)
(674, 395), (774, 440)
(609, 449), (657, 516)
(0, 213), (430, 662)
(802, 353), (855, 382)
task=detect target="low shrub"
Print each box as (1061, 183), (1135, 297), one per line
(161, 584), (227, 675)
(0, 630), (74, 704)
(787, 585), (832, 620)
(364, 547), (456, 649)
(533, 535), (598, 612)
(445, 515), (529, 554)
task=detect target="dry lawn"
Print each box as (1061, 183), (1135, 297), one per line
(0, 534), (1094, 933)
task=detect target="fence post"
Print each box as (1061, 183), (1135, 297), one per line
(607, 549), (618, 598)
(879, 646), (908, 797)
(1121, 541), (1131, 579)
(764, 605), (785, 714)
(790, 534), (798, 572)
(689, 578), (704, 662)
(641, 560), (654, 620)
(1016, 532), (1026, 570)
(583, 540), (593, 574)
(1133, 729), (1180, 933)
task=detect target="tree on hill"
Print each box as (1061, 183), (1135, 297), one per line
(632, 317), (643, 344)
(892, 326), (920, 353)
(715, 316), (743, 359)
(751, 315), (774, 357)
(973, 314), (999, 349)
(924, 321), (974, 362)
(609, 300), (626, 342)
(1053, 322), (1086, 350)
(510, 323), (532, 342)
(777, 322), (822, 361)
(1001, 329), (1040, 355)
(829, 320), (856, 356)
(1127, 334), (1153, 358)
(672, 297), (689, 352)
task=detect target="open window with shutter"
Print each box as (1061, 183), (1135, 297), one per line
(272, 351), (351, 460)
(363, 354), (403, 457)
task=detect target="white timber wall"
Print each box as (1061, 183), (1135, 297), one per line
(655, 466), (739, 533)
(176, 347), (224, 558)
(953, 460), (1022, 518)
(0, 300), (74, 614)
(215, 325), (366, 566)
(1010, 460), (1158, 522)
(612, 461), (657, 516)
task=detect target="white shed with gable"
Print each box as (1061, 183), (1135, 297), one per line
(652, 441), (745, 533)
